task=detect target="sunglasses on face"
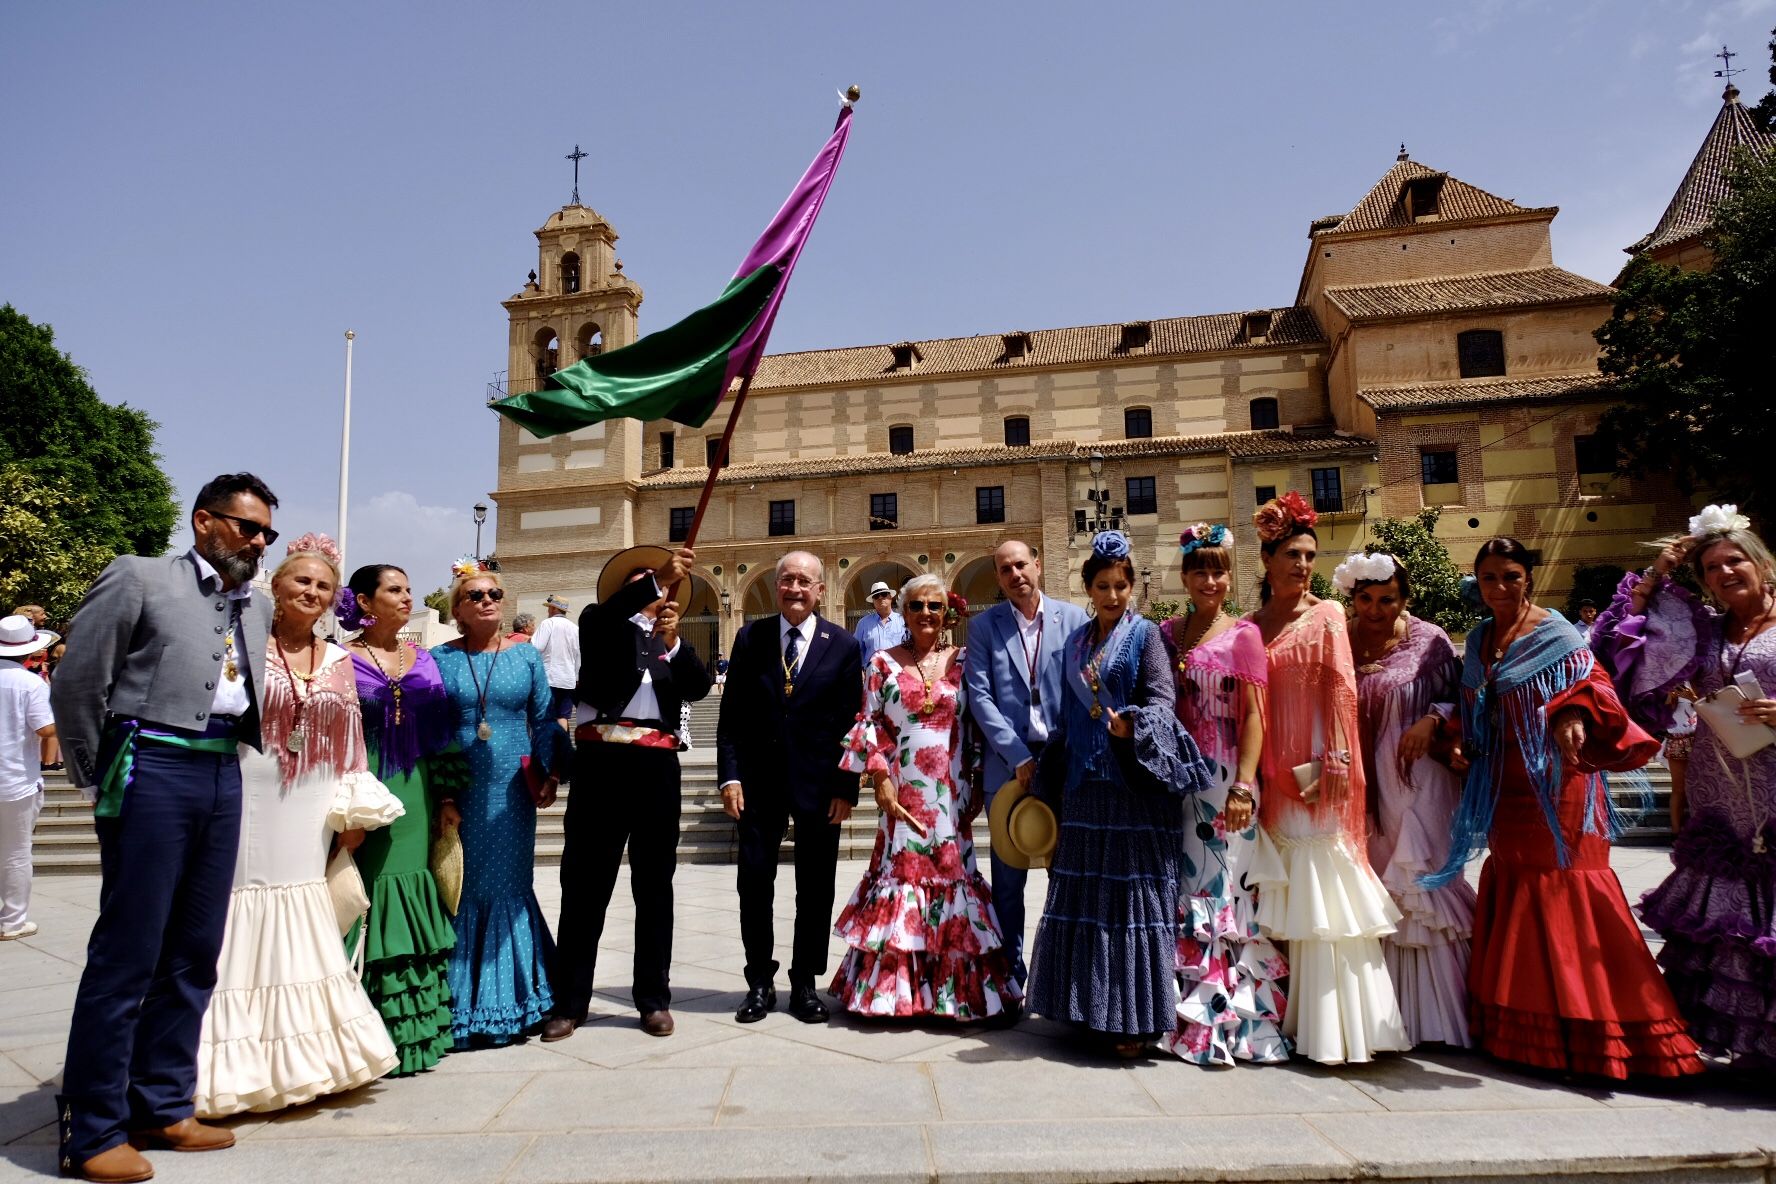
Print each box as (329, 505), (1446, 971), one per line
(464, 588), (505, 604)
(905, 600), (946, 614)
(208, 511), (279, 545)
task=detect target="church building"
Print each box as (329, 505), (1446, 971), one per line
(486, 88), (1762, 659)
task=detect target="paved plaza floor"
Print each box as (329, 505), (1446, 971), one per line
(4, 848), (1776, 1182)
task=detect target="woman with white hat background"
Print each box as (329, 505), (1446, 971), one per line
(0, 613), (59, 941)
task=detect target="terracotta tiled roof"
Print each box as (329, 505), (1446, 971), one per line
(1359, 372), (1614, 412)
(1317, 158), (1555, 237)
(1627, 86), (1776, 257)
(1323, 267), (1613, 320)
(747, 307), (1324, 393)
(637, 429), (1373, 489)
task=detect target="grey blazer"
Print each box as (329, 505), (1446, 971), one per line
(51, 551), (273, 788)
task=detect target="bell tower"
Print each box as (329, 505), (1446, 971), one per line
(489, 194), (646, 609)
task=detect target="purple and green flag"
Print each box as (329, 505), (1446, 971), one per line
(492, 105), (855, 437)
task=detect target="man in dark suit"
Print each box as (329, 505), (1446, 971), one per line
(542, 543), (710, 1041)
(718, 551), (863, 1024)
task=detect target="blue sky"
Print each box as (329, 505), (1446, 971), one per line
(4, 0), (1772, 593)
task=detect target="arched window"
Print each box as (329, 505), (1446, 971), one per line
(533, 327), (560, 385)
(561, 252), (581, 294)
(888, 425), (914, 455)
(1003, 416), (1031, 446)
(1249, 397), (1280, 430)
(1457, 329), (1505, 378)
(1124, 406), (1153, 439)
(577, 322), (603, 359)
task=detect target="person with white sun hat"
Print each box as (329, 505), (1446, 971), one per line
(0, 613), (59, 943)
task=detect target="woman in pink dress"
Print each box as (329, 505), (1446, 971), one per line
(1158, 524), (1290, 1065)
(832, 575), (1020, 1020)
(1335, 552), (1475, 1048)
(1247, 493), (1408, 1065)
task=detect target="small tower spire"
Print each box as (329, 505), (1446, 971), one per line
(1397, 143), (1409, 162)
(1715, 44), (1744, 103)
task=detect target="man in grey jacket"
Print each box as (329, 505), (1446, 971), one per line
(51, 473), (277, 1184)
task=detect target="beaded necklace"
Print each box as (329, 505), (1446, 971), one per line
(354, 638), (411, 725)
(275, 629), (321, 753)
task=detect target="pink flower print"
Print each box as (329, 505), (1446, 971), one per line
(914, 743), (949, 784)
(892, 848), (936, 884)
(1211, 813), (1229, 840)
(1215, 903), (1237, 934)
(1182, 1023), (1213, 1055)
(937, 913), (982, 957)
(934, 841), (964, 880)
(896, 668), (929, 716)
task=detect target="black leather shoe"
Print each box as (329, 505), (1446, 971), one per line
(539, 1014), (579, 1042)
(735, 984), (777, 1023)
(787, 983), (829, 1024)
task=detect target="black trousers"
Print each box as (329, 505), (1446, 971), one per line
(553, 741), (681, 1016)
(737, 797), (840, 989)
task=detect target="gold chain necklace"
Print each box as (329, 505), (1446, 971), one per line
(354, 639), (410, 725)
(911, 643), (947, 717)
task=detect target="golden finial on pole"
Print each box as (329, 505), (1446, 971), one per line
(839, 84), (861, 108)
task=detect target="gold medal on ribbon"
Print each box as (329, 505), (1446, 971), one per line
(476, 720), (493, 742)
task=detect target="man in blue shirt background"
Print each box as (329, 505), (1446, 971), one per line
(852, 581), (904, 656)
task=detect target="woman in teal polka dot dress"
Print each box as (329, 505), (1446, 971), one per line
(432, 564), (565, 1046)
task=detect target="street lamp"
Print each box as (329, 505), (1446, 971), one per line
(1088, 450), (1104, 479)
(719, 587), (732, 613)
(473, 502), (488, 559)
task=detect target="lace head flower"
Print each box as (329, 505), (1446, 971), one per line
(1688, 503), (1752, 540)
(1331, 551), (1398, 594)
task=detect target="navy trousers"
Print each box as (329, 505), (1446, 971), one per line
(57, 741), (241, 1167)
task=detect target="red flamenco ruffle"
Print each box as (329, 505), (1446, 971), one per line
(1471, 1003), (1702, 1080)
(1471, 856), (1703, 1079)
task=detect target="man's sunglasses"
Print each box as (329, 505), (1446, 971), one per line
(905, 600), (947, 614)
(464, 588), (506, 603)
(207, 511), (279, 545)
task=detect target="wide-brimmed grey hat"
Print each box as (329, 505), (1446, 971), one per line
(0, 615), (58, 659)
(867, 581), (894, 599)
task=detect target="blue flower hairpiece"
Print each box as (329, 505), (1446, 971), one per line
(1092, 530), (1131, 560)
(1179, 522), (1229, 557)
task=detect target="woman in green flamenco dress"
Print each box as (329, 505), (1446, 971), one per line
(342, 565), (461, 1074)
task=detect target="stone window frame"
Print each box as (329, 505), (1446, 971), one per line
(1249, 397), (1280, 431)
(1125, 476), (1158, 516)
(768, 499), (796, 537)
(888, 424), (915, 455)
(1003, 415), (1032, 447)
(1124, 406), (1154, 439)
(976, 486), (1006, 525)
(668, 506), (695, 542)
(869, 492), (898, 530)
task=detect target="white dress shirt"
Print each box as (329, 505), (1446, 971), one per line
(531, 613), (581, 690)
(720, 613), (818, 792)
(189, 548), (254, 718)
(574, 584), (680, 725)
(0, 659), (53, 802)
(1013, 594), (1049, 744)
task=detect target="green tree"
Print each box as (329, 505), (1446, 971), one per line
(1141, 598), (1181, 624)
(0, 305), (178, 559)
(1594, 136), (1776, 521)
(423, 587), (452, 624)
(0, 466), (114, 621)
(1352, 508), (1480, 635)
(1751, 26), (1776, 133)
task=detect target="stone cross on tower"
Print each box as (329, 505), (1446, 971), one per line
(566, 144), (588, 206)
(1714, 45), (1744, 85)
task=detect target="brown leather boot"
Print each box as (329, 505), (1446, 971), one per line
(63, 1142), (153, 1183)
(640, 1009), (674, 1037)
(127, 1117), (235, 1152)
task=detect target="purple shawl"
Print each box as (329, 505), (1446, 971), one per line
(350, 645), (453, 778)
(1355, 616), (1460, 826)
(1591, 572), (1713, 735)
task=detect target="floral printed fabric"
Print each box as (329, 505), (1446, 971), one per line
(1158, 619), (1291, 1066)
(831, 648), (1021, 1020)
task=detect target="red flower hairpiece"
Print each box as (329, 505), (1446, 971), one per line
(1254, 490), (1318, 542)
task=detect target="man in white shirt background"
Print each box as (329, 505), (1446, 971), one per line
(852, 580), (904, 656)
(0, 614), (58, 941)
(530, 594), (580, 729)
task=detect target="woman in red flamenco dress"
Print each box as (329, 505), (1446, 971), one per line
(1423, 538), (1703, 1080)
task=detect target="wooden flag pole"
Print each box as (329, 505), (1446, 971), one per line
(664, 370), (756, 604)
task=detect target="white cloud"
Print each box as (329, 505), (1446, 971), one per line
(345, 490), (485, 594)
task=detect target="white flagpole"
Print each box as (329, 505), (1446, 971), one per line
(339, 330), (355, 575)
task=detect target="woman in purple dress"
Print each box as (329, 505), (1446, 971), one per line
(343, 564), (460, 1075)
(1334, 552), (1474, 1048)
(1592, 506), (1776, 1065)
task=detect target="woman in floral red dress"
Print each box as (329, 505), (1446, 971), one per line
(832, 574), (1022, 1020)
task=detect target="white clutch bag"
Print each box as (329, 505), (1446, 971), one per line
(1292, 759), (1322, 804)
(1695, 672), (1776, 760)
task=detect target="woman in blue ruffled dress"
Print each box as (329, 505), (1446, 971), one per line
(1028, 531), (1214, 1056)
(432, 561), (564, 1046)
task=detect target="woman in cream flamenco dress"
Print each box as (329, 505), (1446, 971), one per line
(1246, 494), (1408, 1065)
(195, 535), (403, 1116)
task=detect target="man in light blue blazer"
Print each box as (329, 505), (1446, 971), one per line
(963, 539), (1086, 990)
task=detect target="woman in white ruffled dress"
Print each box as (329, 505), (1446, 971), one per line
(196, 534), (403, 1116)
(1246, 494), (1408, 1065)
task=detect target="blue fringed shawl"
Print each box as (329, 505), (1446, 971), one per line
(1424, 611), (1614, 888)
(1059, 611), (1212, 797)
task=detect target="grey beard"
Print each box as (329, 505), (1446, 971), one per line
(201, 540), (260, 585)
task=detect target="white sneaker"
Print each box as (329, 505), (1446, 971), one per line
(0, 922), (38, 940)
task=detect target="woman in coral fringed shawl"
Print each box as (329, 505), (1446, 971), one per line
(1426, 537), (1702, 1080)
(1246, 493), (1408, 1066)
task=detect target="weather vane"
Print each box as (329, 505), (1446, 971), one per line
(1715, 45), (1744, 84)
(565, 144), (588, 205)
